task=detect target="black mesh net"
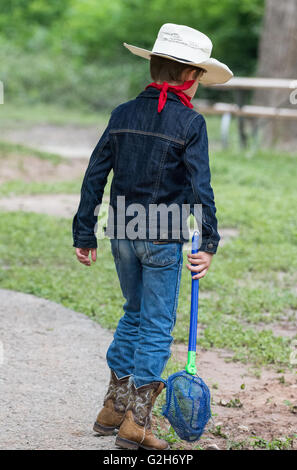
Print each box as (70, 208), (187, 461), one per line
(162, 370), (211, 442)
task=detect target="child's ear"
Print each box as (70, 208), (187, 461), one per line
(185, 68), (198, 81)
(198, 69), (205, 80)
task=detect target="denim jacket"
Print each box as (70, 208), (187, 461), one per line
(72, 86), (220, 253)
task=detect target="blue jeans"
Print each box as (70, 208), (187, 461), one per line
(106, 239), (183, 388)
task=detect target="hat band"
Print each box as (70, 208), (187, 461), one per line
(152, 52), (207, 73)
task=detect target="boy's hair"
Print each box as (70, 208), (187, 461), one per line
(150, 55), (205, 83)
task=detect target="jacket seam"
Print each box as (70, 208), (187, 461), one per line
(109, 129), (184, 146)
(183, 113), (203, 148)
(111, 134), (120, 174)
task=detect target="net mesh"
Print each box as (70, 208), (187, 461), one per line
(162, 370), (211, 442)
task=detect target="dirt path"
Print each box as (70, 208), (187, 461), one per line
(0, 154), (87, 184)
(0, 289), (116, 450)
(0, 194), (81, 218)
(0, 289), (296, 450)
(1, 125), (296, 450)
(2, 124), (101, 159)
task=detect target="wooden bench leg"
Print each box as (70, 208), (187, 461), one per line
(235, 90), (248, 148)
(221, 112), (232, 148)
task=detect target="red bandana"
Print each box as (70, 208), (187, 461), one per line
(145, 80), (195, 113)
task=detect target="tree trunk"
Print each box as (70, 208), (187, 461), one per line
(254, 0), (297, 149)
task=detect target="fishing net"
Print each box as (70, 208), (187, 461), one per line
(162, 231), (211, 442)
(162, 370), (211, 442)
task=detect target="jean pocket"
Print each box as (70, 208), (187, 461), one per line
(146, 241), (178, 267)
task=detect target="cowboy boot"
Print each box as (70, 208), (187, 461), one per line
(93, 370), (130, 436)
(115, 381), (169, 450)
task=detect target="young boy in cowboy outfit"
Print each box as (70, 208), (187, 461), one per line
(73, 23), (232, 449)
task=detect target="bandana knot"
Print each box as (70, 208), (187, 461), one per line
(145, 79), (195, 113)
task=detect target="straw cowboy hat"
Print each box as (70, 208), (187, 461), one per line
(123, 23), (233, 85)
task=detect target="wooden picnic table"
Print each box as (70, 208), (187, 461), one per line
(208, 76), (297, 91)
(194, 77), (297, 147)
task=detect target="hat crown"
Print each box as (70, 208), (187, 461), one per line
(122, 23), (233, 85)
(152, 23), (213, 62)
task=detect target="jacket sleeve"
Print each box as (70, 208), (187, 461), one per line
(72, 124), (112, 249)
(183, 114), (220, 253)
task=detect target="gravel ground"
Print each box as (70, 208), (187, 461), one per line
(0, 289), (117, 450)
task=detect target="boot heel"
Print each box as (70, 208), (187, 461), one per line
(93, 421), (117, 436)
(115, 436), (140, 450)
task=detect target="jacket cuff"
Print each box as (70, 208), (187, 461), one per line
(73, 236), (98, 249)
(199, 238), (219, 254)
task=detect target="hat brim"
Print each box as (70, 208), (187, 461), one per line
(123, 42), (233, 85)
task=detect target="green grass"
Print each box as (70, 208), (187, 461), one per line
(0, 173), (113, 198)
(226, 435), (296, 450)
(0, 102), (110, 127)
(0, 179), (83, 197)
(250, 435), (296, 450)
(0, 140), (63, 164)
(0, 144), (296, 368)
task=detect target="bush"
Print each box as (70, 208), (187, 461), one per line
(0, 39), (149, 110)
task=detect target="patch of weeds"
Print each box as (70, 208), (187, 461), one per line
(192, 444), (204, 450)
(247, 367), (262, 379)
(284, 400), (297, 414)
(200, 318), (292, 367)
(152, 402), (163, 419)
(226, 439), (249, 450)
(219, 398), (243, 408)
(251, 436), (295, 450)
(0, 140), (62, 164)
(210, 425), (228, 439)
(156, 425), (181, 445)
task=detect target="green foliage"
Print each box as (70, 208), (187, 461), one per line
(210, 425), (228, 438)
(64, 0), (264, 75)
(0, 38), (144, 110)
(227, 439), (249, 450)
(227, 434), (296, 450)
(0, 0), (265, 108)
(251, 435), (295, 450)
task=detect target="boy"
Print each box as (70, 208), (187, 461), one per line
(73, 23), (233, 450)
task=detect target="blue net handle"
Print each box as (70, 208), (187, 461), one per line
(188, 231), (199, 353)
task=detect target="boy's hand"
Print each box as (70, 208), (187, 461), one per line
(186, 251), (213, 279)
(75, 248), (97, 266)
